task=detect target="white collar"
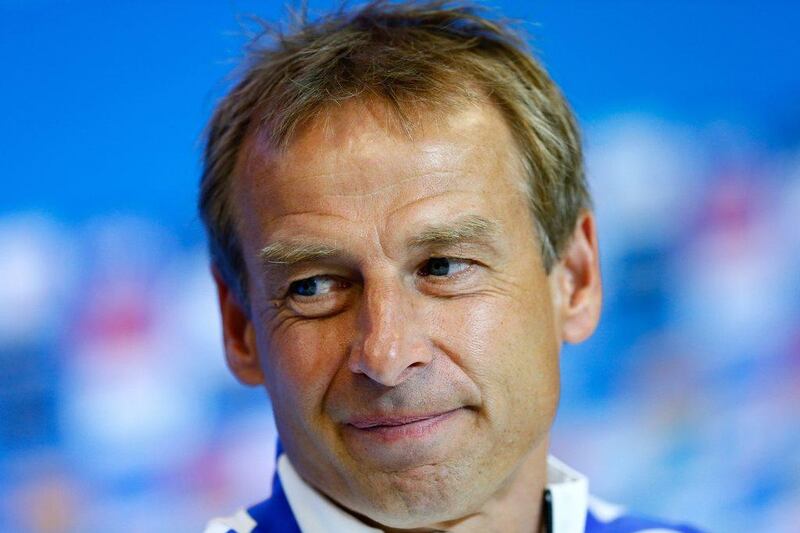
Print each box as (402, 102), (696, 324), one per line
(277, 453), (590, 533)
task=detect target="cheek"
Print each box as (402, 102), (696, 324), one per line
(432, 289), (560, 430)
(257, 316), (352, 421)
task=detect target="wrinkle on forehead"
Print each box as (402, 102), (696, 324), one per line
(236, 98), (447, 183)
(238, 97), (514, 183)
(312, 171), (465, 199)
(233, 97), (530, 245)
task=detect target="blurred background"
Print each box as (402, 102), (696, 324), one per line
(1, 1), (799, 531)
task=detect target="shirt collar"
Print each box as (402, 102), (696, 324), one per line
(277, 453), (589, 533)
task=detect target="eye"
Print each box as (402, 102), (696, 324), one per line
(284, 275), (353, 318)
(418, 257), (472, 278)
(288, 275), (347, 297)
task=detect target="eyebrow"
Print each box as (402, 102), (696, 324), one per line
(258, 214), (500, 268)
(259, 240), (341, 266)
(407, 214), (500, 249)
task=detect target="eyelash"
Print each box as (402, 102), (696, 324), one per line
(285, 257), (475, 299)
(417, 257), (473, 280)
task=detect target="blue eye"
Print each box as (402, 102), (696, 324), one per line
(288, 276), (346, 298)
(290, 278), (320, 297)
(420, 257), (470, 277)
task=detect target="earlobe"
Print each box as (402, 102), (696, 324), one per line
(211, 265), (265, 386)
(550, 210), (603, 344)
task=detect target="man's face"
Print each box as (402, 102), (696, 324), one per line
(230, 100), (565, 527)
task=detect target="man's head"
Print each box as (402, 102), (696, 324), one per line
(200, 1), (601, 529)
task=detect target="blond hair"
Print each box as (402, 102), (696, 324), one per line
(200, 0), (590, 308)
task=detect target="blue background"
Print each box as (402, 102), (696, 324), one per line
(2, 1), (799, 531)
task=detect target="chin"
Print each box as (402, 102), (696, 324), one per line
(348, 461), (484, 529)
(359, 497), (470, 531)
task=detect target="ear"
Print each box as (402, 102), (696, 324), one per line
(548, 210), (603, 344)
(211, 264), (265, 386)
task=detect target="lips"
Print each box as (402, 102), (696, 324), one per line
(347, 411), (454, 429)
(341, 408), (466, 458)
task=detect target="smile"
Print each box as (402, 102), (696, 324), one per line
(345, 408), (463, 443)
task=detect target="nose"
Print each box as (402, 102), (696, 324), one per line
(348, 278), (432, 387)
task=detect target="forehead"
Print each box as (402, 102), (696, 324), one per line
(233, 98), (530, 239)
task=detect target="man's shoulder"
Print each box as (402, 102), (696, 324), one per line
(204, 508), (257, 533)
(203, 473), (301, 533)
(203, 497), (300, 533)
(585, 495), (704, 533)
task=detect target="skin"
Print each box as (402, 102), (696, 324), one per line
(213, 98), (602, 532)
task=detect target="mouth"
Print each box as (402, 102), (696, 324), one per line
(344, 408), (464, 442)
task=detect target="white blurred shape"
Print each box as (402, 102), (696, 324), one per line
(60, 216), (212, 478)
(154, 249), (229, 388)
(674, 176), (794, 364)
(586, 116), (704, 255)
(0, 213), (76, 344)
